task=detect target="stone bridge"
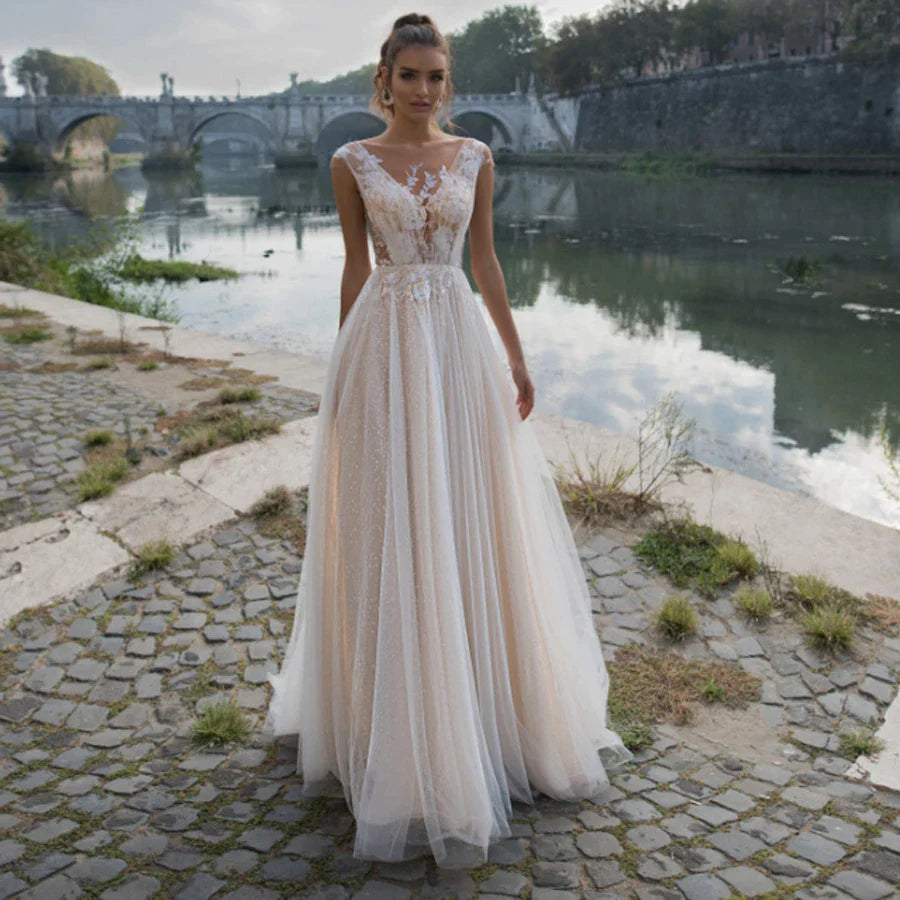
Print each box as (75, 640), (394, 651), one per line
(0, 82), (577, 167)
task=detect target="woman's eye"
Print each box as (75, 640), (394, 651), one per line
(431, 74), (444, 81)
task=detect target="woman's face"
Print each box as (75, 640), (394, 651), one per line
(382, 44), (448, 120)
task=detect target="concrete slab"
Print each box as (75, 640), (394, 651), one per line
(78, 471), (236, 551)
(0, 511), (130, 627)
(530, 412), (900, 600)
(846, 691), (900, 792)
(178, 417), (318, 513)
(0, 282), (329, 395)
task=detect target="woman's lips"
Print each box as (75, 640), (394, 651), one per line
(411, 102), (431, 108)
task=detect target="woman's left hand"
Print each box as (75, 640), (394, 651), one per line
(510, 359), (535, 421)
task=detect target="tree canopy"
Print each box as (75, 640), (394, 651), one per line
(12, 49), (121, 144)
(12, 48), (120, 96)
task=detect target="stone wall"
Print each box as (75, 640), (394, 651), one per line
(575, 55), (900, 154)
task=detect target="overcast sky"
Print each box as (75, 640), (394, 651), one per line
(2, 0), (617, 98)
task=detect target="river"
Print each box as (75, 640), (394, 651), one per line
(1, 156), (898, 529)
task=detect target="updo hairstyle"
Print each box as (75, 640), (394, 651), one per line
(371, 13), (460, 132)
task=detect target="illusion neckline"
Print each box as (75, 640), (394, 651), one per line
(354, 137), (471, 197)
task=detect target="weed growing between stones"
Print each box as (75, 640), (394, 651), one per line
(838, 728), (886, 760)
(654, 593), (699, 641)
(77, 454), (128, 500)
(83, 428), (114, 447)
(801, 604), (857, 655)
(717, 538), (759, 578)
(128, 539), (176, 580)
(248, 486), (308, 554)
(191, 699), (252, 747)
(735, 586), (775, 623)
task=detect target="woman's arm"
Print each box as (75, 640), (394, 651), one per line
(330, 154), (372, 329)
(469, 148), (535, 420)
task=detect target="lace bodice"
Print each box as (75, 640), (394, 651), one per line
(331, 137), (494, 267)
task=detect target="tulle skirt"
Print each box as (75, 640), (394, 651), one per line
(265, 262), (630, 866)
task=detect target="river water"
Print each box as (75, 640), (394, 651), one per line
(1, 158), (898, 529)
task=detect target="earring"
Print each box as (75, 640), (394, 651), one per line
(382, 87), (393, 104)
(436, 97), (443, 108)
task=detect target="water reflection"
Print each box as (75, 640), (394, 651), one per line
(1, 160), (897, 527)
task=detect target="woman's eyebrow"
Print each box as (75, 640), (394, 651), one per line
(397, 66), (446, 73)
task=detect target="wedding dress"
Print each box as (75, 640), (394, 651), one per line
(265, 135), (630, 867)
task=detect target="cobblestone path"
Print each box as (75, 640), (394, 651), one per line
(0, 511), (898, 899)
(0, 336), (317, 531)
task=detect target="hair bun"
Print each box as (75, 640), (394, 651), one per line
(392, 13), (435, 30)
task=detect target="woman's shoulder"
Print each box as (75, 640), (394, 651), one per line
(330, 140), (357, 161)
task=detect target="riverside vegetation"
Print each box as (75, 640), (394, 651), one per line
(553, 393), (899, 755)
(0, 217), (238, 323)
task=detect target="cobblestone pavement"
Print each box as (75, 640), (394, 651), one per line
(0, 510), (898, 899)
(0, 336), (318, 531)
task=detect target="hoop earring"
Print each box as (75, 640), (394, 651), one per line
(436, 96), (443, 108)
(382, 87), (393, 105)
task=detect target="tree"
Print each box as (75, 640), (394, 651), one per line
(11, 49), (122, 145)
(294, 63), (374, 96)
(675, 0), (740, 65)
(731, 0), (791, 57)
(12, 48), (120, 96)
(448, 5), (546, 93)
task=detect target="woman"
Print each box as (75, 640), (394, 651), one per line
(266, 12), (630, 867)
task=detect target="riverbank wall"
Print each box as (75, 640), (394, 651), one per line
(573, 53), (900, 157)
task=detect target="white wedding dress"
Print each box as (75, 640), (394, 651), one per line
(265, 135), (630, 867)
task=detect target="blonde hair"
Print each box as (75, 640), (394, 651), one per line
(371, 13), (461, 132)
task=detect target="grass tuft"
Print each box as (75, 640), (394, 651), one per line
(249, 485), (307, 554)
(801, 603), (856, 655)
(249, 485), (292, 519)
(717, 539), (759, 578)
(83, 428), (114, 447)
(137, 359), (158, 371)
(128, 539), (175, 579)
(217, 386), (262, 404)
(700, 678), (727, 703)
(735, 586), (774, 623)
(655, 593), (698, 641)
(77, 456), (128, 500)
(190, 699), (251, 747)
(83, 357), (115, 370)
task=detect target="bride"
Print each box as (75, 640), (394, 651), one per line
(266, 11), (630, 867)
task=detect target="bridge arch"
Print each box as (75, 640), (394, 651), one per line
(316, 110), (385, 157)
(447, 105), (515, 148)
(188, 110), (276, 153)
(54, 110), (148, 155)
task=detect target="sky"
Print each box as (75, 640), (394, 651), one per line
(1, 0), (617, 98)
